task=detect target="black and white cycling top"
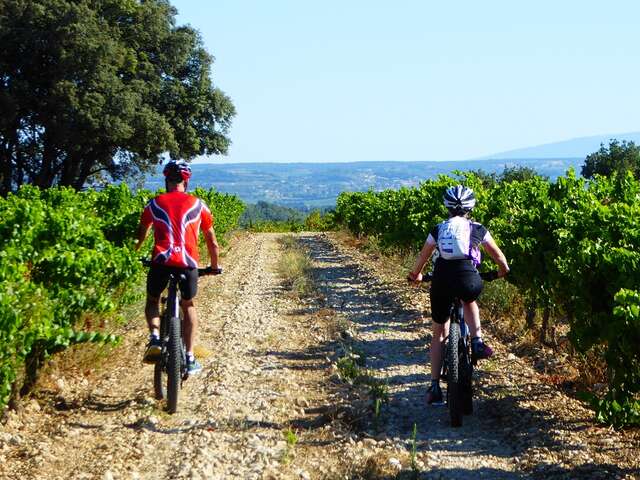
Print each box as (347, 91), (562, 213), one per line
(426, 216), (492, 267)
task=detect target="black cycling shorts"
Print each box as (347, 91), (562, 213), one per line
(429, 259), (483, 324)
(147, 264), (198, 301)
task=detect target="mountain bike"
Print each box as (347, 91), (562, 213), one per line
(423, 270), (499, 427)
(142, 260), (221, 413)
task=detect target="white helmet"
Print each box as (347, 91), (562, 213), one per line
(443, 185), (476, 213)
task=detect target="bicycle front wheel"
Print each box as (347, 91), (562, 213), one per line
(446, 321), (463, 427)
(166, 316), (183, 414)
(153, 362), (165, 400)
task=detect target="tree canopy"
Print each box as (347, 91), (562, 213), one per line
(581, 139), (640, 180)
(0, 0), (235, 194)
(470, 165), (545, 187)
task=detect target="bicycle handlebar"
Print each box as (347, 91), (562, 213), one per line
(198, 266), (223, 276)
(141, 259), (222, 277)
(412, 270), (502, 283)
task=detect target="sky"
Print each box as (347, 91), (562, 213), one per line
(170, 1), (640, 163)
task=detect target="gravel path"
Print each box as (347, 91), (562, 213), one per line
(0, 232), (637, 480)
(307, 232), (639, 480)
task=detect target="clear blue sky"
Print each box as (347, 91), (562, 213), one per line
(171, 0), (640, 163)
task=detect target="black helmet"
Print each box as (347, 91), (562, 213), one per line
(162, 160), (192, 182)
(443, 185), (476, 213)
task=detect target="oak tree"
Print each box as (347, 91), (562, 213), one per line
(0, 0), (235, 194)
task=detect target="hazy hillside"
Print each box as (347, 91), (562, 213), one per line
(144, 157), (582, 208)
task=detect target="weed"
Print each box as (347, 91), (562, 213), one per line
(281, 427), (298, 464)
(337, 356), (360, 383)
(373, 327), (388, 334)
(373, 397), (383, 432)
(410, 423), (418, 477)
(284, 427), (298, 447)
(374, 398), (382, 419)
(276, 236), (314, 298)
(365, 377), (389, 403)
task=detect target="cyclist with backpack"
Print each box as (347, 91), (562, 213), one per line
(407, 185), (509, 404)
(135, 160), (220, 375)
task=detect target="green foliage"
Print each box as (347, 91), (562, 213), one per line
(248, 220), (306, 233)
(241, 202), (336, 233)
(0, 0), (235, 194)
(192, 187), (245, 246)
(335, 168), (640, 427)
(240, 201), (304, 225)
(470, 166), (545, 187)
(582, 140), (640, 180)
(0, 184), (243, 410)
(304, 209), (336, 231)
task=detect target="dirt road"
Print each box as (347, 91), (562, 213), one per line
(0, 233), (637, 479)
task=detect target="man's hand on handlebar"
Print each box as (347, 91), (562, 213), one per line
(199, 266), (223, 276)
(406, 271), (423, 286)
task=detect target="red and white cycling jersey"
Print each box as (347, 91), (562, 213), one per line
(140, 191), (214, 268)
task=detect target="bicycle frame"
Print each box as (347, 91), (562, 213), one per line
(160, 273), (187, 380)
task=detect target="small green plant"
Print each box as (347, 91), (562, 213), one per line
(372, 397), (384, 432)
(284, 427), (298, 447)
(374, 398), (382, 419)
(373, 327), (388, 334)
(281, 427), (298, 464)
(410, 423), (419, 476)
(336, 356), (360, 383)
(366, 377), (389, 403)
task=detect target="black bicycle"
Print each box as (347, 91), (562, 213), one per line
(422, 270), (499, 427)
(142, 260), (221, 413)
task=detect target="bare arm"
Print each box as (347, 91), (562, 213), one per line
(135, 223), (151, 252)
(408, 241), (436, 282)
(483, 236), (510, 277)
(203, 226), (220, 268)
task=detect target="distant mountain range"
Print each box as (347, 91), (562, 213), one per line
(144, 132), (639, 208)
(479, 131), (640, 160)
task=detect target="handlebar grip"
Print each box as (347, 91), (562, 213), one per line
(480, 271), (500, 281)
(198, 267), (223, 276)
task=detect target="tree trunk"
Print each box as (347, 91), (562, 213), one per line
(540, 306), (552, 346)
(0, 155), (12, 196)
(34, 133), (57, 188)
(526, 297), (537, 329)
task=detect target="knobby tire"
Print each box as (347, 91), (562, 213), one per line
(153, 363), (165, 400)
(447, 322), (463, 427)
(166, 316), (182, 414)
(460, 352), (473, 415)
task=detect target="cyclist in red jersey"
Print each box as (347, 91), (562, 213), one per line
(135, 160), (220, 374)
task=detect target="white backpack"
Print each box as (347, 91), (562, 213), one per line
(437, 217), (471, 260)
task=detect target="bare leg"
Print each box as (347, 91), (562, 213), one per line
(145, 296), (160, 335)
(181, 299), (197, 354)
(430, 320), (449, 380)
(463, 300), (481, 338)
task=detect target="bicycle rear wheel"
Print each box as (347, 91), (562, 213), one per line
(446, 321), (463, 427)
(166, 316), (183, 414)
(460, 353), (473, 415)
